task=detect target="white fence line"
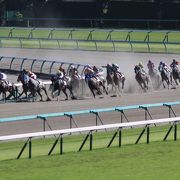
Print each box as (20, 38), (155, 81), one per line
(0, 116), (179, 141)
(0, 116), (179, 159)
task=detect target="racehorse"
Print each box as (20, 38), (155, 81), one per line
(17, 73), (51, 101)
(50, 74), (75, 100)
(135, 71), (149, 92)
(171, 66), (180, 86)
(158, 65), (171, 89)
(106, 71), (125, 95)
(87, 77), (108, 98)
(147, 66), (161, 89)
(0, 80), (16, 100)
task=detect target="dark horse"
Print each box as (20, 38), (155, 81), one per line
(158, 65), (171, 89)
(0, 80), (16, 101)
(50, 75), (75, 100)
(106, 71), (125, 95)
(135, 71), (149, 92)
(87, 77), (108, 98)
(171, 66), (180, 86)
(17, 73), (51, 101)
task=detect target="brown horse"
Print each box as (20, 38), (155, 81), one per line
(171, 66), (180, 86)
(135, 71), (149, 92)
(158, 65), (172, 89)
(50, 74), (76, 100)
(17, 73), (51, 101)
(87, 77), (108, 98)
(106, 71), (125, 95)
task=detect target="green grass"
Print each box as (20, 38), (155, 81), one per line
(1, 27), (180, 53)
(0, 125), (180, 179)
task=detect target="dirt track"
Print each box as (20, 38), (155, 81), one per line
(0, 48), (180, 135)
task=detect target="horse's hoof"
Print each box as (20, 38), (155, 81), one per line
(110, 94), (117, 97)
(71, 96), (77, 100)
(65, 98), (68, 100)
(47, 98), (51, 101)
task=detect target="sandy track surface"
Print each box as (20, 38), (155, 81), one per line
(0, 48), (180, 136)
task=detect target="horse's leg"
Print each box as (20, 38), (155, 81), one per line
(166, 78), (170, 89)
(146, 77), (149, 90)
(62, 89), (68, 100)
(122, 78), (125, 89)
(100, 82), (108, 95)
(2, 92), (6, 102)
(162, 79), (165, 88)
(42, 87), (51, 101)
(89, 85), (96, 98)
(102, 84), (108, 95)
(37, 90), (43, 101)
(68, 85), (75, 99)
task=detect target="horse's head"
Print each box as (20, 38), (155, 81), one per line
(50, 75), (58, 84)
(17, 73), (29, 84)
(158, 65), (164, 72)
(17, 74), (22, 82)
(0, 80), (9, 92)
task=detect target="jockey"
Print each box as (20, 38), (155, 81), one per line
(22, 69), (30, 83)
(136, 62), (146, 75)
(170, 59), (179, 71)
(58, 65), (69, 82)
(106, 63), (113, 74)
(28, 70), (37, 79)
(69, 65), (80, 79)
(158, 61), (171, 73)
(147, 60), (155, 70)
(70, 65), (78, 75)
(84, 65), (97, 82)
(134, 65), (141, 74)
(59, 65), (66, 76)
(56, 70), (64, 79)
(93, 65), (99, 74)
(112, 63), (123, 77)
(0, 72), (8, 85)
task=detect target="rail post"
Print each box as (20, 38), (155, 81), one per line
(106, 30), (114, 40)
(48, 28), (55, 39)
(8, 28), (15, 37)
(144, 31), (152, 52)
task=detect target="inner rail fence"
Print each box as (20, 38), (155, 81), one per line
(0, 27), (180, 53)
(0, 101), (179, 135)
(0, 56), (88, 77)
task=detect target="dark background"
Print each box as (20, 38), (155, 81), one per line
(1, 0), (180, 29)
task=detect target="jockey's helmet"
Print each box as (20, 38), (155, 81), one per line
(86, 65), (91, 68)
(148, 60), (152, 63)
(173, 59), (176, 63)
(160, 61), (163, 65)
(138, 62), (143, 68)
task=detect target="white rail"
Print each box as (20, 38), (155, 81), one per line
(0, 116), (179, 141)
(0, 116), (179, 159)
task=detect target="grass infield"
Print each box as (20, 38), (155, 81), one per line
(0, 28), (180, 53)
(0, 125), (180, 179)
